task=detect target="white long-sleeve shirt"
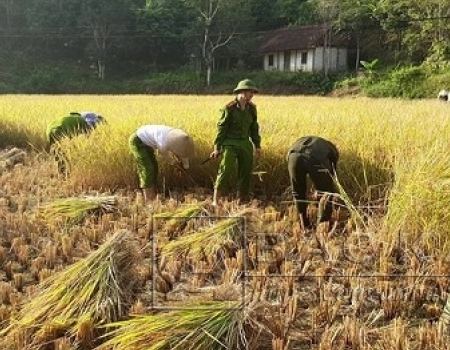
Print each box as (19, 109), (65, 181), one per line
(136, 125), (174, 163)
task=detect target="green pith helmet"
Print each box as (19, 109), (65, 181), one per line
(233, 79), (259, 93)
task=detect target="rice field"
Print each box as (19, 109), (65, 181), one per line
(0, 94), (450, 349)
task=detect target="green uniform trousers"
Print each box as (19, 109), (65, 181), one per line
(287, 152), (335, 225)
(214, 138), (254, 197)
(129, 133), (158, 189)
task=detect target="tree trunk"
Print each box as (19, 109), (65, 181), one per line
(98, 60), (105, 80)
(355, 33), (360, 72)
(206, 65), (212, 86)
(6, 0), (12, 31)
(206, 52), (213, 86)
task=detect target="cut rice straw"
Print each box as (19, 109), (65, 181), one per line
(161, 210), (246, 259)
(97, 301), (251, 350)
(39, 195), (118, 224)
(0, 230), (143, 349)
(153, 203), (204, 238)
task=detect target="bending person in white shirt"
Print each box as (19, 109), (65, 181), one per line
(129, 125), (195, 202)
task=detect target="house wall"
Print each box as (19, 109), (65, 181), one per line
(264, 51), (285, 71)
(290, 50), (314, 72)
(264, 47), (348, 73)
(337, 48), (348, 71)
(313, 47), (348, 72)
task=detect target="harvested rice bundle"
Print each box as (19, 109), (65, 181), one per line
(97, 301), (252, 350)
(162, 210), (248, 259)
(39, 195), (118, 224)
(153, 203), (204, 239)
(0, 230), (144, 349)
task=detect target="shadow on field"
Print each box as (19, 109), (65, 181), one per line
(0, 120), (44, 150)
(272, 148), (394, 229)
(337, 149), (394, 212)
(139, 147), (394, 213)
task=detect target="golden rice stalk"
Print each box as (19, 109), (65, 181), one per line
(39, 195), (118, 225)
(161, 211), (246, 259)
(98, 301), (253, 350)
(0, 230), (143, 349)
(439, 294), (450, 332)
(153, 204), (204, 239)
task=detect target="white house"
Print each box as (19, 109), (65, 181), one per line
(260, 25), (349, 73)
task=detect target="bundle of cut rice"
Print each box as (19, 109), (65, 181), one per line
(39, 195), (118, 224)
(0, 230), (144, 349)
(161, 209), (250, 259)
(153, 204), (204, 239)
(97, 301), (254, 350)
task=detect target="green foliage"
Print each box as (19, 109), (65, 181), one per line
(2, 50), (450, 98)
(360, 58), (379, 78)
(142, 70), (205, 93)
(425, 69), (450, 93)
(236, 71), (336, 95)
(363, 65), (428, 99)
(423, 42), (450, 72)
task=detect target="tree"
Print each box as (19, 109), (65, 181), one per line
(335, 0), (379, 71)
(187, 0), (252, 86)
(275, 0), (315, 25)
(25, 0), (139, 79)
(78, 0), (137, 79)
(373, 0), (450, 65)
(313, 0), (339, 76)
(0, 0), (29, 30)
(135, 0), (196, 67)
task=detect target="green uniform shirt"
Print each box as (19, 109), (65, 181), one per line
(46, 113), (91, 144)
(287, 136), (339, 173)
(214, 100), (261, 150)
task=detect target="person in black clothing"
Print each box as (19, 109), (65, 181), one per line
(287, 136), (339, 227)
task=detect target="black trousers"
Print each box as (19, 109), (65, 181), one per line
(287, 152), (336, 225)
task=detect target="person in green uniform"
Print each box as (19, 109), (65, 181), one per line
(287, 136), (339, 227)
(46, 111), (106, 174)
(210, 79), (262, 205)
(46, 112), (106, 146)
(128, 125), (195, 202)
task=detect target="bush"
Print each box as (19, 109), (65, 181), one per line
(363, 65), (428, 99)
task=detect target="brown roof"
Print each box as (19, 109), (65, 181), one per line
(259, 25), (348, 53)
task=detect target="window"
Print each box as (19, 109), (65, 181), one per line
(301, 52), (307, 65)
(268, 54), (274, 67)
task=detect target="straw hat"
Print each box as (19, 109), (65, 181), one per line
(166, 129), (195, 158)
